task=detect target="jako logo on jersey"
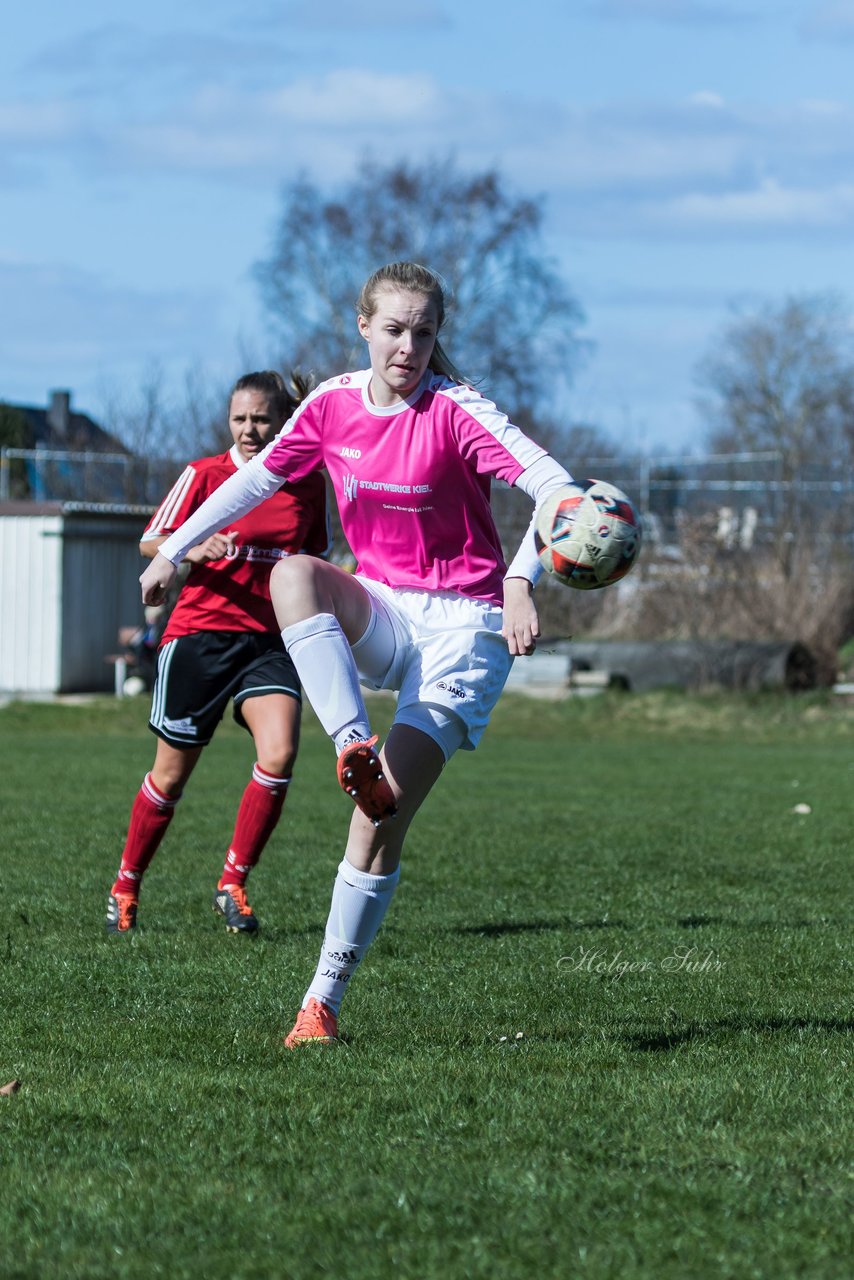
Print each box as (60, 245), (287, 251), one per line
(437, 680), (469, 700)
(343, 473), (359, 501)
(340, 446), (362, 459)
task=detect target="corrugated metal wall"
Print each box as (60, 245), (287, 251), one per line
(0, 509), (147, 694)
(60, 513), (147, 692)
(0, 514), (63, 692)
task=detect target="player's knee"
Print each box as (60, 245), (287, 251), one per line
(271, 554), (319, 591)
(270, 555), (328, 624)
(258, 745), (298, 777)
(150, 761), (193, 796)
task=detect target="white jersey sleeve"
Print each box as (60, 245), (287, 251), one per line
(157, 457), (285, 565)
(504, 454), (579, 585)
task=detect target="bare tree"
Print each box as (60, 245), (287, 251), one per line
(696, 293), (854, 475)
(695, 293), (854, 581)
(0, 403), (31, 498)
(611, 508), (854, 682)
(97, 365), (231, 506)
(177, 364), (232, 459)
(255, 156), (587, 420)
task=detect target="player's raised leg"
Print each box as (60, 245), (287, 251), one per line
(272, 556), (397, 824)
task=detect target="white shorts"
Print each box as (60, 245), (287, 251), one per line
(352, 577), (514, 760)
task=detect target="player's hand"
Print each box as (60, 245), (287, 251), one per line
(501, 576), (539, 656)
(185, 530), (239, 564)
(140, 552), (178, 606)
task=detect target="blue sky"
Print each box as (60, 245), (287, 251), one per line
(2, 0), (853, 452)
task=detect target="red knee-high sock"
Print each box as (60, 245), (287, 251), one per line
(219, 764), (290, 888)
(112, 773), (182, 897)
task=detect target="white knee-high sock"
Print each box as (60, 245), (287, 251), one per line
(304, 859), (401, 1014)
(281, 614), (372, 752)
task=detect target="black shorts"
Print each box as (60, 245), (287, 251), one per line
(149, 632), (301, 748)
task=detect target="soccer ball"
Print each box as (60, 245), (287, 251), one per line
(535, 479), (642, 590)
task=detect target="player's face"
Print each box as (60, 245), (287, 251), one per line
(228, 390), (279, 461)
(358, 288), (439, 406)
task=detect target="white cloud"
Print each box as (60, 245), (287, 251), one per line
(0, 66), (451, 180)
(261, 0), (450, 29)
(585, 0), (759, 23)
(0, 99), (81, 143)
(29, 22), (295, 81)
(3, 67), (853, 252)
(0, 258), (217, 352)
(98, 72), (443, 176)
(4, 32), (854, 245)
(532, 93), (854, 241)
(655, 177), (854, 230)
(0, 256), (243, 414)
(688, 91), (726, 109)
(801, 1), (854, 40)
(266, 71), (442, 124)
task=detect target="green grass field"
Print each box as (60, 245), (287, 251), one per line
(1, 690), (851, 1279)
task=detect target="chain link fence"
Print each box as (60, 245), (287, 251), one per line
(5, 442), (854, 543)
(0, 447), (184, 508)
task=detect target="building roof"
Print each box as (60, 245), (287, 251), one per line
(4, 390), (129, 454)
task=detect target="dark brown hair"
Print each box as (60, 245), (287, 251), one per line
(229, 369), (312, 423)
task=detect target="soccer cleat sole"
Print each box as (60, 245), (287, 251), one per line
(337, 737), (398, 826)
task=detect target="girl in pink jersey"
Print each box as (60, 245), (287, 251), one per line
(107, 370), (330, 937)
(140, 263), (576, 1044)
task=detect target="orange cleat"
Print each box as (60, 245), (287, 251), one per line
(284, 997), (339, 1049)
(336, 735), (397, 827)
(106, 891), (138, 935)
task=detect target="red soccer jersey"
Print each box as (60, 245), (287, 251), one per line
(144, 445), (330, 640)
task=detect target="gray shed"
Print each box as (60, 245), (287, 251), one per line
(0, 502), (148, 695)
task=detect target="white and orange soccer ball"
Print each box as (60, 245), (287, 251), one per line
(535, 480), (642, 590)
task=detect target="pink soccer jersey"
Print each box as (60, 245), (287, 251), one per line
(143, 445), (330, 637)
(259, 370), (547, 603)
(157, 369), (572, 604)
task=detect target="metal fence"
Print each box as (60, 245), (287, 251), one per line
(4, 445), (854, 542)
(579, 451), (854, 543)
(0, 447), (183, 508)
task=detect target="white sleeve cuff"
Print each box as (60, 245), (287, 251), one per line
(504, 455), (578, 585)
(159, 458), (284, 564)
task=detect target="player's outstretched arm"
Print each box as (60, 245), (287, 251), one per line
(140, 552), (178, 606)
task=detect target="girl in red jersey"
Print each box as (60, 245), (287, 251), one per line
(106, 371), (330, 935)
(140, 263), (579, 1045)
